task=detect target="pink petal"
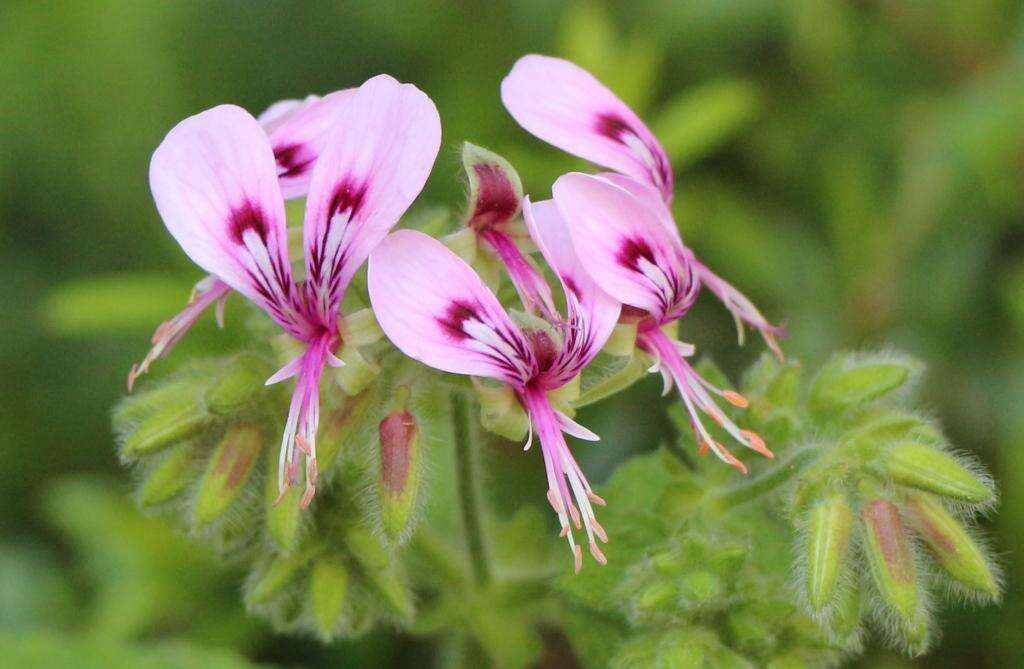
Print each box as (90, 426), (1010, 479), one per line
(368, 230), (535, 384)
(596, 172), (681, 244)
(552, 172), (697, 323)
(149, 105), (307, 338)
(502, 54), (673, 201)
(262, 90), (357, 200)
(303, 75), (441, 326)
(522, 197), (620, 381)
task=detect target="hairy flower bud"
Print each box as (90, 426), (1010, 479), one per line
(247, 548), (317, 607)
(905, 494), (999, 598)
(121, 392), (208, 459)
(884, 442), (993, 504)
(861, 498), (924, 642)
(205, 355), (266, 415)
(138, 442), (195, 506)
(311, 555), (350, 639)
(809, 354), (914, 415)
(194, 424), (263, 527)
(804, 495), (854, 612)
(378, 391), (421, 541)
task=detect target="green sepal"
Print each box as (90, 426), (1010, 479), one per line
(473, 378), (529, 442)
(247, 547), (318, 606)
(205, 354), (267, 416)
(804, 495), (854, 612)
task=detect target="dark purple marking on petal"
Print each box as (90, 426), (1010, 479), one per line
(616, 237), (656, 271)
(594, 113), (634, 143)
(329, 179), (367, 220)
(469, 164), (519, 230)
(274, 143), (315, 179)
(437, 300), (480, 342)
(229, 201), (269, 245)
(562, 275), (580, 300)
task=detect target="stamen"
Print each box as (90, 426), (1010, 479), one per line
(723, 390), (749, 408)
(741, 430), (773, 458)
(589, 541), (608, 565)
(587, 491), (607, 506)
(547, 489), (564, 514)
(591, 518), (609, 543)
(573, 545), (583, 574)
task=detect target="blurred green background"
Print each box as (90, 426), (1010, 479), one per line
(1, 1), (1022, 666)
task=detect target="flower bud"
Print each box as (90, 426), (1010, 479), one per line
(138, 442), (195, 507)
(265, 446), (302, 551)
(809, 356), (913, 414)
(905, 493), (998, 598)
(344, 526), (414, 621)
(635, 582), (677, 611)
(205, 355), (265, 415)
(378, 393), (421, 541)
(247, 548), (316, 606)
(804, 495), (854, 612)
(883, 442), (993, 504)
(861, 498), (922, 633)
(310, 555), (350, 639)
(194, 424), (263, 527)
(120, 392), (207, 459)
(461, 142), (523, 233)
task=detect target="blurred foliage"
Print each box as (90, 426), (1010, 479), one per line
(2, 0), (1022, 666)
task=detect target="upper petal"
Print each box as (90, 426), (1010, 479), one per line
(552, 172), (697, 322)
(262, 90), (357, 199)
(149, 105), (306, 337)
(303, 75), (441, 326)
(368, 230), (535, 384)
(502, 54), (673, 201)
(522, 197), (620, 381)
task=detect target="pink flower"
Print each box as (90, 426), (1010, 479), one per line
(129, 89), (355, 390)
(146, 75), (441, 506)
(501, 54), (783, 359)
(501, 55), (780, 471)
(368, 201), (621, 571)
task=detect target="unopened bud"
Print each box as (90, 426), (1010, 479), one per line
(461, 142), (523, 232)
(344, 526), (414, 621)
(378, 392), (421, 541)
(138, 442), (194, 506)
(194, 424), (263, 526)
(905, 494), (999, 598)
(265, 447), (302, 551)
(310, 555), (350, 639)
(679, 570), (724, 606)
(810, 357), (912, 414)
(205, 355), (265, 415)
(884, 442), (993, 504)
(247, 549), (316, 606)
(862, 498), (920, 629)
(635, 582), (677, 611)
(805, 496), (854, 612)
(121, 393), (207, 459)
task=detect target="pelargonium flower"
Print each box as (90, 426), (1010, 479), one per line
(501, 54), (783, 359)
(368, 204), (621, 571)
(550, 172), (772, 472)
(129, 89), (355, 390)
(146, 75), (441, 505)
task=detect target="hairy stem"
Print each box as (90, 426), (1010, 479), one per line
(710, 447), (819, 511)
(451, 390), (491, 586)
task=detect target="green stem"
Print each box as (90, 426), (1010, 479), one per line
(710, 447), (819, 511)
(451, 390), (491, 586)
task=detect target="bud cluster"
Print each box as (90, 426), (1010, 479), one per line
(738, 352), (1000, 655)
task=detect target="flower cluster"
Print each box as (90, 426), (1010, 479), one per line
(131, 56), (784, 571)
